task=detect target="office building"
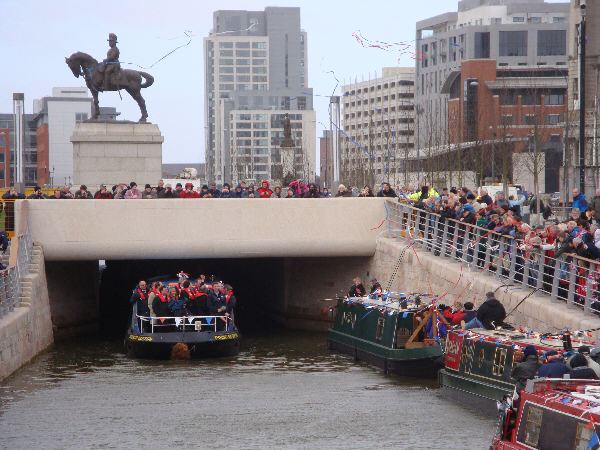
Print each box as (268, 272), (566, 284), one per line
(415, 0), (569, 157)
(0, 108), (38, 187)
(341, 67), (415, 188)
(204, 7), (316, 185)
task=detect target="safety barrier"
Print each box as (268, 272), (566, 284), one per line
(0, 223), (33, 319)
(385, 201), (600, 316)
(137, 315), (234, 333)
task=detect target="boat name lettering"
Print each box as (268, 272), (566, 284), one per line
(129, 334), (152, 342)
(214, 333), (238, 341)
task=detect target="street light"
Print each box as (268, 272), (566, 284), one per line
(579, 0), (587, 193)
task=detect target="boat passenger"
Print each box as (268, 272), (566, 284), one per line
(207, 281), (227, 330)
(536, 351), (569, 378)
(569, 353), (599, 379)
(567, 346), (600, 377)
(464, 292), (506, 330)
(223, 284), (237, 319)
(348, 277), (366, 297)
(369, 278), (382, 294)
(147, 281), (162, 317)
(167, 287), (186, 317)
(152, 286), (170, 318)
(130, 280), (150, 317)
(511, 345), (541, 393)
(450, 301), (476, 326)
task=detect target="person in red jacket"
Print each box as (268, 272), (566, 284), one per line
(257, 180), (273, 198)
(179, 182), (199, 198)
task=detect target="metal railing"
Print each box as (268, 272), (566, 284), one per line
(385, 201), (600, 316)
(0, 223), (33, 319)
(136, 315), (234, 334)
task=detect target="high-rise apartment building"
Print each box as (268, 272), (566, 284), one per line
(204, 7), (316, 185)
(341, 67), (415, 188)
(415, 0), (569, 153)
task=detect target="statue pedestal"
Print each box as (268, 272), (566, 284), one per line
(71, 122), (163, 186)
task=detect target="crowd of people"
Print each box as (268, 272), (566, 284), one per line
(129, 274), (236, 332)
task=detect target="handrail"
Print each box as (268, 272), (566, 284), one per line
(384, 200), (600, 316)
(136, 314), (234, 334)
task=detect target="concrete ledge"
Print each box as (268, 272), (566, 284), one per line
(18, 198), (387, 261)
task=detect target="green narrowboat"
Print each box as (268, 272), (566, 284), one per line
(439, 328), (596, 403)
(327, 294), (444, 378)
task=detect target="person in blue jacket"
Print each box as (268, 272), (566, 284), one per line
(536, 350), (569, 378)
(572, 188), (588, 213)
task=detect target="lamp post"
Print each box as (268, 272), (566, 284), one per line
(579, 0), (587, 193)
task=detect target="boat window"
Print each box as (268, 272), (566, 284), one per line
(376, 317), (385, 340)
(575, 422), (594, 450)
(492, 348), (508, 376)
(524, 406), (542, 447)
(395, 327), (411, 348)
(478, 348), (485, 367)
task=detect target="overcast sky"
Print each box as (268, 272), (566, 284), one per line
(2, 0), (565, 164)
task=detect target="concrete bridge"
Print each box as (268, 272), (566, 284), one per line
(4, 198), (600, 381)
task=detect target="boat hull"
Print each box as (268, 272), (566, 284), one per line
(125, 330), (240, 359)
(438, 368), (514, 403)
(327, 328), (443, 378)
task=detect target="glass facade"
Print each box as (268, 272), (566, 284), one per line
(499, 31), (528, 57)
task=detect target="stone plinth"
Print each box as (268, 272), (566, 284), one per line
(71, 122), (163, 186)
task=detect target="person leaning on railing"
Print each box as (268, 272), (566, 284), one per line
(74, 185), (92, 199)
(26, 186), (48, 199)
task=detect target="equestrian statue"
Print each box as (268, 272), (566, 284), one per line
(65, 33), (154, 123)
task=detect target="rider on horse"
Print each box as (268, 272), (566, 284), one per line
(100, 33), (120, 91)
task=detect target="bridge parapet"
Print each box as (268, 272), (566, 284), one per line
(17, 198), (387, 261)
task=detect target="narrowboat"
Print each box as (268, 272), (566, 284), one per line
(439, 328), (596, 403)
(327, 293), (445, 377)
(124, 278), (240, 359)
(493, 378), (600, 449)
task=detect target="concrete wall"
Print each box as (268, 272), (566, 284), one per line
(18, 198), (387, 261)
(0, 245), (53, 381)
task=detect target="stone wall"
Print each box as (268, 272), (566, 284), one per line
(0, 245), (54, 381)
(71, 122), (163, 187)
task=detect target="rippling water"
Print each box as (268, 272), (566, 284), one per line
(0, 331), (496, 449)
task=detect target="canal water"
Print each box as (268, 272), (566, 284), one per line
(0, 331), (496, 449)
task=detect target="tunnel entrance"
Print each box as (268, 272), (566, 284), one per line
(99, 258), (286, 337)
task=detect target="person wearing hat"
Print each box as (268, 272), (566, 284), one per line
(142, 183), (156, 199)
(208, 182), (221, 198)
(75, 185), (91, 199)
(536, 350), (569, 378)
(27, 186), (48, 199)
(303, 182), (320, 198)
(369, 278), (382, 294)
(567, 345), (600, 377)
(158, 183), (177, 198)
(511, 345), (541, 392)
(179, 182), (199, 198)
(220, 183), (232, 198)
(94, 184), (113, 199)
(124, 182), (142, 199)
(101, 33), (120, 91)
(569, 353), (599, 379)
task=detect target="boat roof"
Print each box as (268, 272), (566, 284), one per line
(450, 328), (596, 353)
(523, 379), (600, 418)
(343, 293), (433, 313)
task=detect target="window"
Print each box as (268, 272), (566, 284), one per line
(236, 123), (251, 129)
(500, 115), (514, 125)
(375, 317), (385, 340)
(254, 114), (267, 121)
(219, 84), (234, 90)
(252, 59), (266, 65)
(252, 76), (267, 82)
(219, 75), (233, 82)
(553, 16), (566, 23)
(237, 59), (250, 65)
(500, 31), (528, 56)
(546, 94), (564, 105)
(219, 42), (233, 49)
(253, 67), (267, 74)
(252, 42), (267, 49)
(474, 32), (490, 59)
(236, 131), (251, 137)
(75, 113), (88, 123)
(492, 348), (507, 376)
(513, 16), (524, 23)
(236, 114), (251, 120)
(219, 59), (233, 66)
(538, 30), (566, 56)
(523, 406), (542, 447)
(252, 51), (266, 57)
(253, 131), (267, 137)
(236, 42), (250, 48)
(254, 122), (267, 129)
(220, 66), (233, 73)
(491, 17), (501, 24)
(255, 84), (267, 91)
(236, 75), (250, 82)
(528, 16), (541, 24)
(219, 50), (233, 57)
(546, 114), (563, 125)
(255, 139), (268, 146)
(522, 93), (541, 105)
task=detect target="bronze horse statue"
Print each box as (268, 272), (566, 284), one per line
(66, 52), (154, 122)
